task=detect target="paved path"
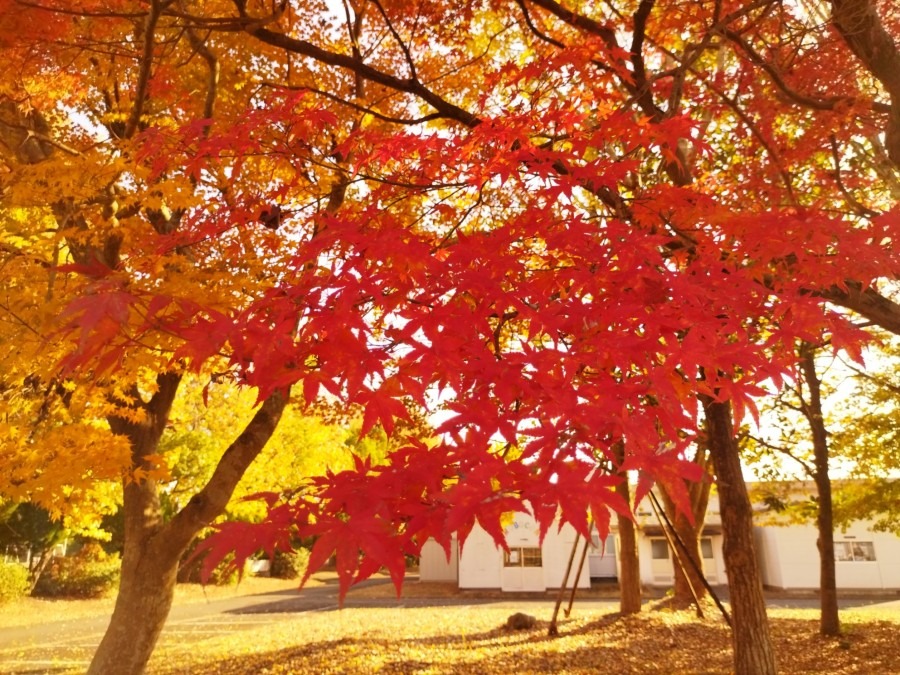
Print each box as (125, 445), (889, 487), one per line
(2, 581), (898, 674)
(0, 579), (622, 674)
(0, 581), (369, 674)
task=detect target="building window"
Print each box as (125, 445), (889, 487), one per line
(835, 541), (876, 562)
(701, 538), (714, 560)
(522, 547), (542, 567)
(505, 547), (542, 567)
(591, 533), (615, 554)
(651, 539), (669, 560)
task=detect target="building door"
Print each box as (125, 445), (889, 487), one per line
(700, 537), (718, 583)
(501, 547), (545, 591)
(588, 533), (617, 578)
(650, 538), (674, 583)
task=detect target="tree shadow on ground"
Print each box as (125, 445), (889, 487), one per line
(150, 610), (900, 674)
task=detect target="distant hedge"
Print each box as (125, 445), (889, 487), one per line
(33, 543), (119, 599)
(0, 563), (30, 603)
(270, 548), (310, 580)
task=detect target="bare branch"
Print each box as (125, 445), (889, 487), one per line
(746, 432), (816, 478)
(125, 1), (163, 138)
(720, 26), (891, 115)
(514, 0), (566, 49)
(246, 26), (480, 127)
(184, 28), (220, 125)
(369, 0), (418, 81)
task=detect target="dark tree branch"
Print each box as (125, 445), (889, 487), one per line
(163, 387), (290, 553)
(830, 0), (900, 165)
(514, 0), (566, 49)
(260, 81), (443, 126)
(125, 0), (164, 138)
(185, 28), (220, 125)
(369, 0), (418, 81)
(246, 27), (479, 127)
(720, 27), (891, 115)
(828, 135), (880, 218)
(821, 282), (900, 336)
(630, 0), (656, 111)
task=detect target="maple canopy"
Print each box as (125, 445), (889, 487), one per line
(1, 0), (899, 592)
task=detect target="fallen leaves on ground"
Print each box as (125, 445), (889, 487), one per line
(147, 605), (900, 674)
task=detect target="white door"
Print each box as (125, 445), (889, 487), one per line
(650, 538), (674, 583)
(588, 533), (617, 578)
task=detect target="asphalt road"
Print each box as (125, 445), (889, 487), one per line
(2, 580), (898, 674)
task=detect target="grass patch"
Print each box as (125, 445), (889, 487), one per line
(0, 575), (308, 629)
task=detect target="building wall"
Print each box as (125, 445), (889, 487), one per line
(419, 538), (458, 583)
(636, 534), (726, 587)
(754, 527), (783, 588)
(541, 523), (590, 590)
(754, 522), (900, 590)
(588, 533), (617, 578)
(458, 525), (503, 589)
(423, 490), (900, 592)
(430, 512), (591, 591)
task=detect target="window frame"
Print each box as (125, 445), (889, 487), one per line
(504, 546), (543, 568)
(834, 541), (876, 562)
(650, 539), (670, 560)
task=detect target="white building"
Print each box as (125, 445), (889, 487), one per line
(419, 486), (900, 592)
(419, 496), (727, 590)
(751, 480), (900, 591)
(420, 511), (591, 592)
(755, 521), (900, 590)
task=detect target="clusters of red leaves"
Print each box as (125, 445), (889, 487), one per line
(30, 1), (900, 599)
(68, 75), (900, 593)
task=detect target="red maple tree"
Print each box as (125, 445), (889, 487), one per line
(1, 1), (898, 673)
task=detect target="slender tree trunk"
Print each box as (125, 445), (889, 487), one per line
(659, 443), (713, 608)
(613, 442), (642, 614)
(702, 396), (776, 675)
(27, 547), (55, 594)
(668, 509), (707, 605)
(799, 343), (840, 636)
(88, 376), (289, 675)
(616, 503), (642, 615)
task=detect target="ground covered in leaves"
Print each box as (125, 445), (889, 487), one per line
(147, 604), (900, 674)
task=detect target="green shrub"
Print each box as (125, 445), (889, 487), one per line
(33, 543), (120, 598)
(0, 563), (30, 603)
(270, 548), (310, 580)
(178, 547), (242, 586)
(202, 555), (241, 586)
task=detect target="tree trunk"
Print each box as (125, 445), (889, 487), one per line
(613, 441), (642, 614)
(616, 506), (642, 614)
(26, 547), (55, 594)
(88, 376), (290, 675)
(799, 343), (840, 636)
(89, 512), (183, 674)
(702, 396), (776, 675)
